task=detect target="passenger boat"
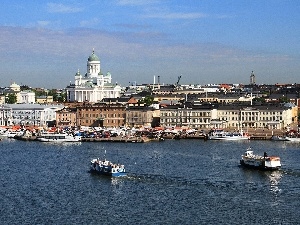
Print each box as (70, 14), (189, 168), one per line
(208, 129), (250, 140)
(36, 133), (81, 142)
(240, 148), (281, 170)
(90, 158), (126, 177)
(285, 131), (300, 142)
(270, 135), (288, 141)
(7, 130), (24, 138)
(285, 136), (300, 142)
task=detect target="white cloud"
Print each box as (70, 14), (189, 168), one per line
(0, 26), (297, 88)
(47, 3), (83, 13)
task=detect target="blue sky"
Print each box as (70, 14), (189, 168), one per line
(0, 0), (299, 88)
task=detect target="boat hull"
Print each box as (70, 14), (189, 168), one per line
(208, 136), (249, 140)
(37, 134), (81, 142)
(90, 169), (127, 177)
(285, 137), (300, 142)
(240, 159), (280, 171)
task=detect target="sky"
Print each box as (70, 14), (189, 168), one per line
(0, 0), (299, 89)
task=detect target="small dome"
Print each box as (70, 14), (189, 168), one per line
(75, 69), (81, 76)
(10, 82), (20, 88)
(88, 49), (100, 61)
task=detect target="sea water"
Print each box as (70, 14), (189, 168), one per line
(0, 138), (299, 224)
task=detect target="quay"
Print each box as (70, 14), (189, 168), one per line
(81, 136), (150, 143)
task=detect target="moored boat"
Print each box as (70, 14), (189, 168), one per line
(240, 148), (281, 170)
(90, 158), (126, 177)
(208, 129), (250, 140)
(37, 133), (81, 142)
(270, 135), (288, 141)
(285, 137), (300, 142)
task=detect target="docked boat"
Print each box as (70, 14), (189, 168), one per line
(285, 131), (300, 142)
(90, 158), (126, 177)
(36, 133), (81, 142)
(208, 129), (250, 140)
(285, 137), (300, 142)
(240, 148), (281, 170)
(7, 130), (24, 138)
(270, 135), (288, 141)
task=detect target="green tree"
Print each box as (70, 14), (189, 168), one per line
(139, 95), (154, 106)
(5, 93), (17, 104)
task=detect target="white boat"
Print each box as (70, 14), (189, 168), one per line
(270, 135), (288, 141)
(285, 137), (300, 142)
(7, 130), (24, 138)
(90, 158), (126, 177)
(37, 133), (82, 142)
(208, 129), (249, 140)
(240, 148), (281, 170)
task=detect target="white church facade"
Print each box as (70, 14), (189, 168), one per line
(66, 50), (122, 103)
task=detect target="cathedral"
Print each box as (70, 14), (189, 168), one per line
(66, 50), (122, 102)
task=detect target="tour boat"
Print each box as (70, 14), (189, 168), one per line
(90, 158), (126, 177)
(270, 135), (288, 141)
(240, 148), (281, 170)
(36, 133), (82, 142)
(285, 137), (300, 142)
(208, 129), (250, 140)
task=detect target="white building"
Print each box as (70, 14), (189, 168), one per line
(66, 50), (122, 102)
(2, 104), (64, 127)
(18, 90), (35, 104)
(0, 105), (12, 126)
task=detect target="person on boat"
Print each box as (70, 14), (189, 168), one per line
(264, 152), (268, 158)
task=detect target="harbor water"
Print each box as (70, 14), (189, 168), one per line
(0, 138), (299, 224)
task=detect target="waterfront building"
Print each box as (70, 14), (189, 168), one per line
(56, 107), (77, 127)
(76, 103), (126, 127)
(126, 104), (159, 128)
(66, 50), (122, 103)
(0, 105), (12, 126)
(159, 101), (296, 130)
(3, 104), (64, 127)
(160, 103), (215, 129)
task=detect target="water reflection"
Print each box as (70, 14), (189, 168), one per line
(266, 170), (282, 195)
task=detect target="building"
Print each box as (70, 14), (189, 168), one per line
(160, 103), (215, 129)
(76, 103), (126, 127)
(2, 104), (64, 127)
(0, 105), (12, 126)
(159, 101), (296, 130)
(19, 90), (35, 104)
(56, 107), (77, 127)
(66, 50), (122, 103)
(126, 104), (158, 128)
(36, 96), (53, 104)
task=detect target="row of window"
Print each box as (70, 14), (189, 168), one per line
(161, 112), (211, 117)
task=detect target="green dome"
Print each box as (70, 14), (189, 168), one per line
(88, 50), (100, 61)
(75, 69), (81, 76)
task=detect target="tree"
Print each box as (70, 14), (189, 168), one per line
(139, 95), (154, 106)
(5, 93), (17, 104)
